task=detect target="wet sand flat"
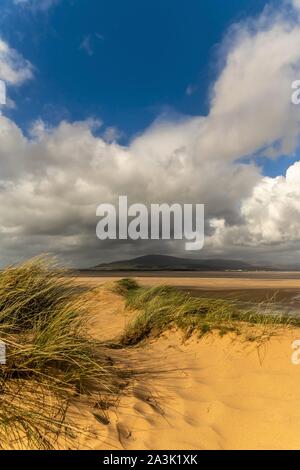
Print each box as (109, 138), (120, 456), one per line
(75, 271), (300, 290)
(75, 271), (300, 314)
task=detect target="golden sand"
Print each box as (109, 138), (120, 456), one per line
(72, 284), (300, 451)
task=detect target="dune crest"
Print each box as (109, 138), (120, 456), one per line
(80, 287), (300, 451)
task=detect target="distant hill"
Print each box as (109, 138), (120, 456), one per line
(91, 254), (263, 271)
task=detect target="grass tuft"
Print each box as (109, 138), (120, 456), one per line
(117, 280), (300, 345)
(0, 257), (129, 449)
(113, 278), (140, 296)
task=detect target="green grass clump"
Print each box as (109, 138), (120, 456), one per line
(0, 257), (129, 449)
(117, 281), (300, 346)
(113, 278), (140, 296)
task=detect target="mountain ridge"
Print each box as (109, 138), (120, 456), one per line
(90, 254), (271, 271)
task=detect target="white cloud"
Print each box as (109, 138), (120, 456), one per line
(79, 35), (94, 56)
(292, 0), (300, 10)
(0, 114), (260, 266)
(79, 33), (104, 56)
(207, 161), (300, 249)
(102, 126), (123, 143)
(0, 38), (33, 85)
(1, 1), (300, 266)
(13, 0), (60, 11)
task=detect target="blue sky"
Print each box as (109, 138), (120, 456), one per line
(2, 0), (274, 141)
(1, 0), (300, 267)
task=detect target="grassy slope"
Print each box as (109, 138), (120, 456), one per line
(115, 279), (300, 345)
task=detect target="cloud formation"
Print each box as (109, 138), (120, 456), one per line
(1, 1), (300, 267)
(79, 34), (104, 57)
(13, 0), (60, 11)
(0, 38), (33, 85)
(207, 161), (300, 251)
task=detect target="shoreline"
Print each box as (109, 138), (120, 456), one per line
(74, 269), (300, 279)
(75, 273), (300, 291)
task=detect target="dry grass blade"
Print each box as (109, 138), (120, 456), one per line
(0, 257), (130, 449)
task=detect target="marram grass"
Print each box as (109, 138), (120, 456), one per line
(0, 258), (130, 450)
(115, 279), (300, 345)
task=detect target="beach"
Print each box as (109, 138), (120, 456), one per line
(76, 271), (300, 314)
(72, 279), (300, 450)
(3, 263), (300, 450)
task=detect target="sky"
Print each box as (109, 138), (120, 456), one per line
(1, 0), (271, 141)
(0, 0), (300, 267)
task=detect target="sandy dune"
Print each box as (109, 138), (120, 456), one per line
(100, 332), (300, 450)
(73, 286), (300, 451)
